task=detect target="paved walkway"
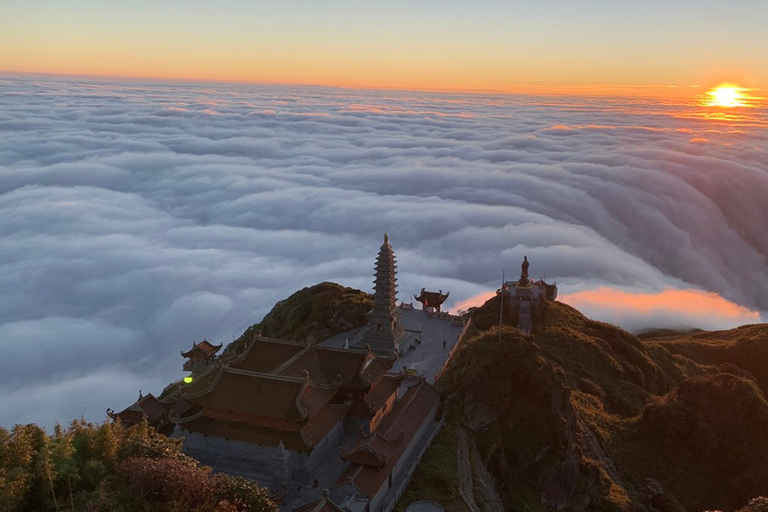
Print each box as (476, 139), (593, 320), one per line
(323, 308), (464, 383)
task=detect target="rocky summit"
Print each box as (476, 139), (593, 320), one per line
(398, 296), (768, 512)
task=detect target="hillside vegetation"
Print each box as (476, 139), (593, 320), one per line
(404, 297), (768, 512)
(641, 324), (768, 397)
(0, 419), (275, 512)
(225, 282), (372, 354)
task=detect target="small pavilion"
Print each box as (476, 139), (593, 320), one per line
(181, 339), (223, 377)
(413, 288), (450, 314)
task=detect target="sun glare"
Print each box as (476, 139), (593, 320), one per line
(705, 84), (747, 107)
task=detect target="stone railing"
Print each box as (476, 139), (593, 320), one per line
(183, 357), (217, 372)
(433, 318), (473, 381)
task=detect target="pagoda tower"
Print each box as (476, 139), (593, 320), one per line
(362, 233), (405, 355)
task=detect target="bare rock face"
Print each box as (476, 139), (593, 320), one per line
(463, 380), (512, 431)
(541, 450), (580, 510)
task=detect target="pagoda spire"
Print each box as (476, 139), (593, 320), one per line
(372, 233), (398, 313)
(360, 233), (405, 355)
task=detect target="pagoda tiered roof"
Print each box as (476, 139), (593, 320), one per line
(181, 339), (223, 359)
(413, 288), (450, 308)
(372, 233), (398, 313)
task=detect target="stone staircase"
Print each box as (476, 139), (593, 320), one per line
(518, 301), (532, 334)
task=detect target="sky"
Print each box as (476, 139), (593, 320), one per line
(1, 0), (767, 94)
(1, 74), (767, 429)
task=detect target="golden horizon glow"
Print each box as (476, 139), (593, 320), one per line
(0, 69), (717, 100)
(2, 2), (766, 99)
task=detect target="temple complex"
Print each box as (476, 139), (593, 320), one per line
(112, 233), (470, 512)
(169, 331), (444, 511)
(413, 289), (449, 314)
(501, 256), (558, 333)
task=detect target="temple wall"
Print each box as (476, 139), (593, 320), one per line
(180, 419), (345, 488)
(182, 432), (284, 486)
(370, 400), (441, 512)
(303, 420), (345, 482)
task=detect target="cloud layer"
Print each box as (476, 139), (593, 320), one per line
(1, 74), (767, 428)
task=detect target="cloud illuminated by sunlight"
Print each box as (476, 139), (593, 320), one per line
(560, 288), (761, 332)
(450, 291), (497, 314)
(449, 288), (762, 333)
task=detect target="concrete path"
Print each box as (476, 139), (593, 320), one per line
(457, 427), (481, 512)
(323, 308), (464, 384)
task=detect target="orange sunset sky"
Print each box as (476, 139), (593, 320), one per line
(1, 0), (766, 97)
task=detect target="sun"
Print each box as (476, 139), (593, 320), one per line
(705, 84), (747, 107)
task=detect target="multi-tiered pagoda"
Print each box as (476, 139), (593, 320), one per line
(361, 234), (406, 355)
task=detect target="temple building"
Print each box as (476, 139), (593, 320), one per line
(333, 380), (441, 512)
(181, 339), (223, 378)
(413, 289), (450, 314)
(107, 391), (177, 435)
(167, 326), (446, 512)
(359, 234), (407, 356)
(501, 256), (558, 334)
(176, 337), (399, 453)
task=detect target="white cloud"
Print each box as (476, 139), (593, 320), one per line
(0, 74), (767, 428)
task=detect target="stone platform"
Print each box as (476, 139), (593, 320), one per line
(322, 307), (464, 383)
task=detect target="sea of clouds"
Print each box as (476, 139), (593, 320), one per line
(1, 74), (767, 428)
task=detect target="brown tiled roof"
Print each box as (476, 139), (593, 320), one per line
(167, 397), (194, 421)
(181, 366), (339, 423)
(113, 408), (145, 426)
(230, 336), (395, 389)
(136, 394), (172, 423)
(230, 337), (306, 373)
(414, 289), (450, 307)
(181, 339), (223, 359)
(301, 402), (350, 447)
(281, 346), (395, 389)
(364, 373), (405, 411)
(358, 350), (396, 387)
(111, 393), (173, 426)
(337, 380), (441, 497)
(293, 493), (345, 512)
(340, 444), (387, 468)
